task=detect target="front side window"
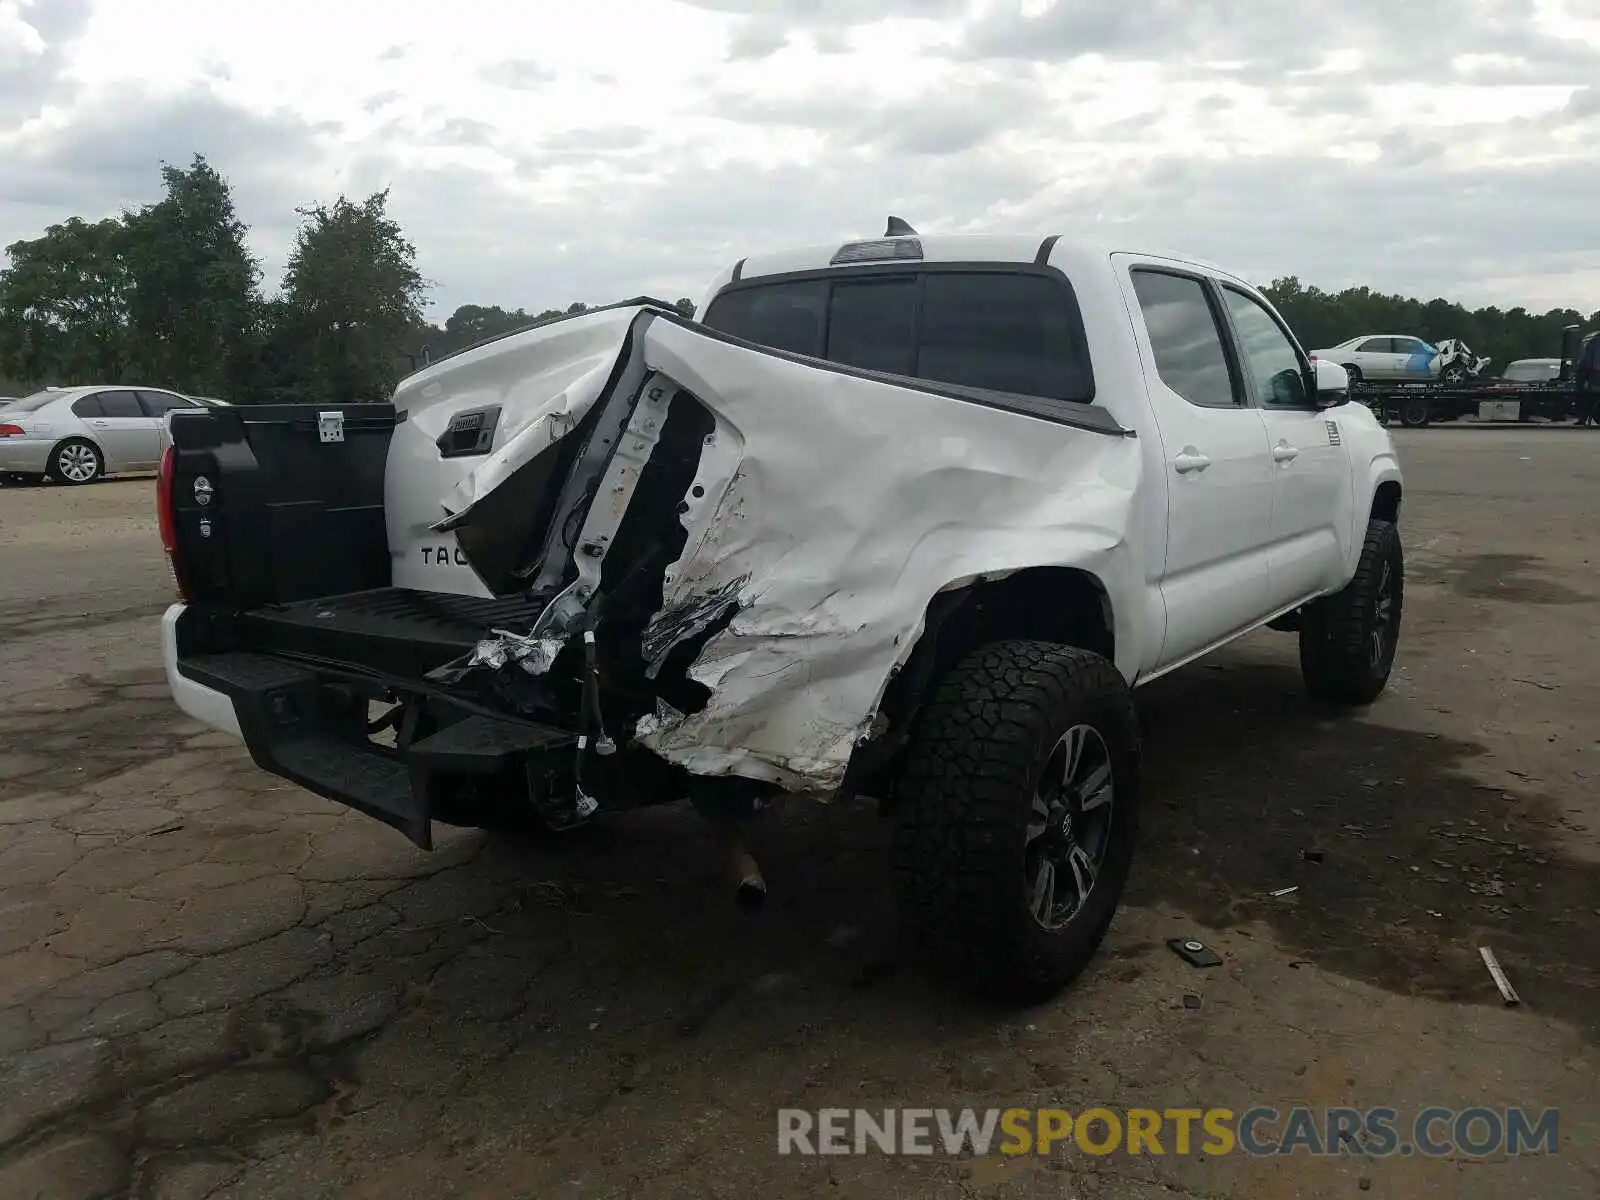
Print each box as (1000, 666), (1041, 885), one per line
(1130, 269), (1238, 409)
(1221, 288), (1311, 408)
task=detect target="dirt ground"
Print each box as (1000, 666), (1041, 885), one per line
(0, 431), (1597, 1200)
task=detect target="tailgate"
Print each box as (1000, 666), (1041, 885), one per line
(166, 403), (396, 607)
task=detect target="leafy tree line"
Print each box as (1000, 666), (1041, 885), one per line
(3, 154), (1592, 402)
(0, 155), (696, 403)
(1262, 277), (1597, 371)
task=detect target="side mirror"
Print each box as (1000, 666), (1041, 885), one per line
(1314, 358), (1350, 407)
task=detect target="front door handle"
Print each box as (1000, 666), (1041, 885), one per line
(1272, 441), (1300, 463)
(1172, 449), (1211, 474)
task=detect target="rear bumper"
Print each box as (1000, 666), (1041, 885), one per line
(0, 439), (51, 473)
(163, 604), (241, 737)
(162, 602), (575, 848)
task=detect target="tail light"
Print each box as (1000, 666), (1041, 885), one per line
(156, 444), (190, 600)
(0, 423), (25, 438)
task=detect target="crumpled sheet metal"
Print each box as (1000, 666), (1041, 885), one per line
(470, 628), (567, 676)
(621, 318), (1142, 794)
(422, 305), (1143, 796)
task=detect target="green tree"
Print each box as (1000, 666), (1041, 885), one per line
(122, 155), (261, 395)
(278, 190), (427, 402)
(0, 217), (134, 384)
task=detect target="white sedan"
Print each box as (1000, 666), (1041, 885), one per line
(1309, 334), (1443, 383)
(0, 385), (209, 484)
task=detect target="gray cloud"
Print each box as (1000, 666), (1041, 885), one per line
(712, 75), (1043, 158)
(0, 0), (92, 122)
(480, 59), (554, 90)
(952, 0), (1600, 84)
(1568, 85), (1600, 120)
(0, 84), (338, 293)
(725, 19), (789, 60)
(678, 0), (965, 23)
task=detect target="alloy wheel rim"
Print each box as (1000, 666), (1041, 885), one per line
(60, 445), (98, 482)
(1371, 560), (1396, 668)
(1024, 724), (1115, 931)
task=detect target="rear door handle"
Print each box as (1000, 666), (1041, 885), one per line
(1172, 449), (1211, 474)
(91, 420), (110, 428)
(1272, 442), (1300, 463)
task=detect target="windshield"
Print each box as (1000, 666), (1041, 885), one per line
(1, 390), (62, 414)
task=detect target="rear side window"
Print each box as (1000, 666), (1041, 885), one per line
(704, 269), (1094, 403)
(917, 273), (1091, 401)
(1130, 270), (1238, 409)
(138, 391), (196, 416)
(96, 390), (145, 418)
(702, 280), (826, 356)
(71, 394), (104, 418)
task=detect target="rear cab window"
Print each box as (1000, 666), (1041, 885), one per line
(702, 266), (1095, 409)
(1128, 269), (1240, 409)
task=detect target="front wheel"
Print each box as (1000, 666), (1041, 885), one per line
(1440, 364), (1469, 384)
(893, 640), (1140, 1005)
(1299, 519), (1403, 705)
(50, 439), (103, 485)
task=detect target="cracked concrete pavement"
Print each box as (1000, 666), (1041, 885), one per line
(0, 431), (1597, 1199)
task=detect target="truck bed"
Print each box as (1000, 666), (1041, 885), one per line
(238, 587), (547, 680)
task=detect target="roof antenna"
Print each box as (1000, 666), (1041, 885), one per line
(884, 215), (918, 237)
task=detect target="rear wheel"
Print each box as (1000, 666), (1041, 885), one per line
(893, 640), (1140, 1005)
(50, 439), (103, 485)
(1299, 519), (1403, 705)
(1397, 396), (1432, 428)
(1341, 363), (1363, 385)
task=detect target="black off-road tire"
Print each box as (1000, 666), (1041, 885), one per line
(892, 640), (1140, 1005)
(1299, 519), (1403, 705)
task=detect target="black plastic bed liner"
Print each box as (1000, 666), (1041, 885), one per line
(238, 586), (547, 679)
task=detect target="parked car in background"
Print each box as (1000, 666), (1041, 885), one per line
(0, 385), (210, 484)
(1501, 358), (1561, 383)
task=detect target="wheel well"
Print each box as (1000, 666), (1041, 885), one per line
(50, 435), (102, 459)
(843, 566), (1115, 802)
(1371, 481), (1401, 524)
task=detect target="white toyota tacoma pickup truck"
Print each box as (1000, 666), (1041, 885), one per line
(159, 225), (1403, 1003)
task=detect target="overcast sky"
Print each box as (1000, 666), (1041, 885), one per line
(3, 0), (1598, 322)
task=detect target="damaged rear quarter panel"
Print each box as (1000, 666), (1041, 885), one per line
(630, 318), (1143, 793)
(386, 306), (647, 595)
